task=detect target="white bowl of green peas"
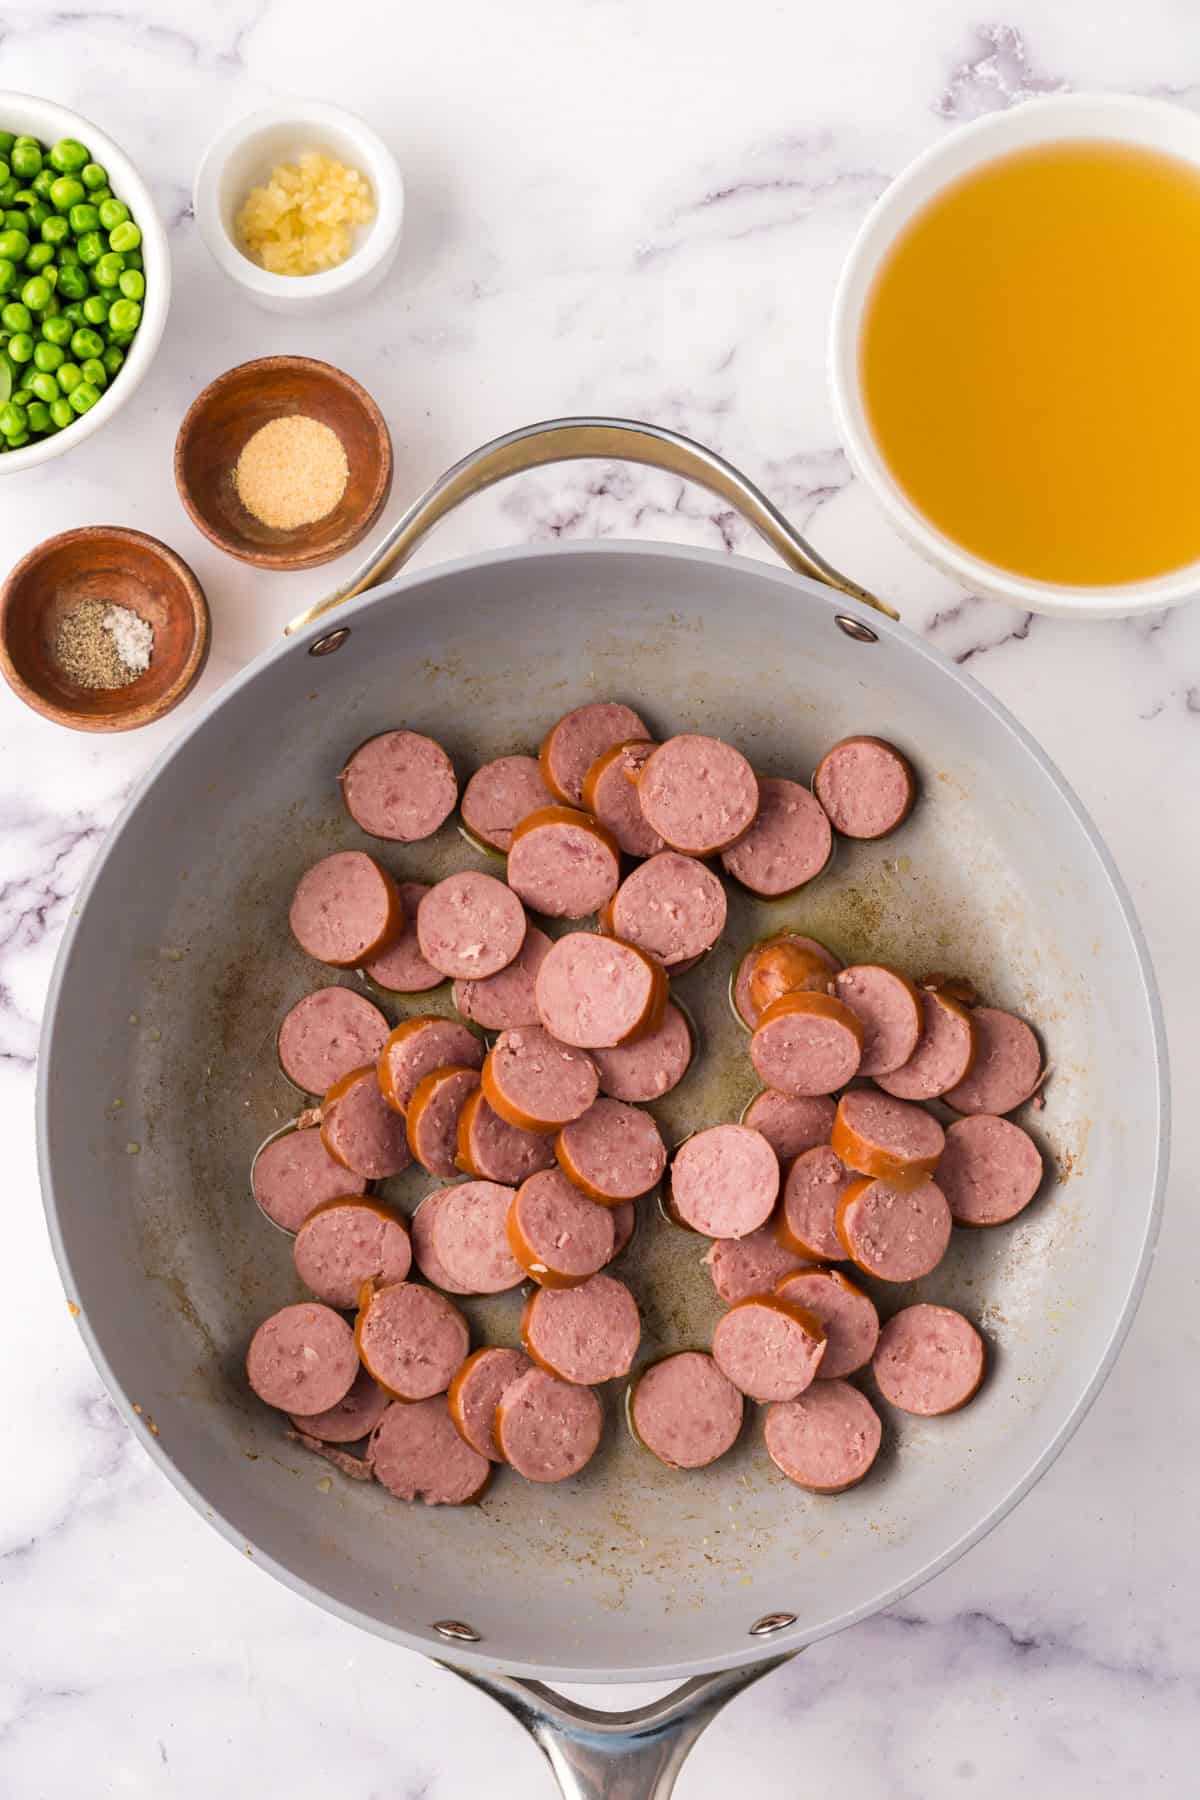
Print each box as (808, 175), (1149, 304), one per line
(0, 93), (169, 472)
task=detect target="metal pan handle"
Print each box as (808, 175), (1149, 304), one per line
(448, 1655), (792, 1800)
(285, 415), (896, 636)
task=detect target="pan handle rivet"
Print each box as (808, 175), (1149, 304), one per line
(308, 628), (351, 657)
(749, 1612), (797, 1637)
(433, 1619), (482, 1643)
(834, 614), (879, 644)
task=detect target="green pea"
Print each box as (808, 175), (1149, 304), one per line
(102, 344), (123, 374)
(41, 314), (71, 345)
(117, 268), (144, 301)
(57, 361), (81, 393)
(122, 247), (143, 272)
(60, 302), (86, 327)
(31, 167), (55, 200)
(56, 264), (88, 300)
(107, 298), (141, 334)
(97, 197), (129, 231)
(33, 339), (63, 369)
(50, 175), (85, 212)
(0, 260), (15, 295)
(89, 185), (112, 203)
(0, 132), (14, 155)
(49, 396), (73, 429)
(41, 213), (70, 247)
(82, 293), (108, 325)
(4, 209), (25, 231)
(58, 242), (80, 267)
(65, 201), (96, 234)
(25, 243), (54, 272)
(76, 230), (103, 265)
(0, 228), (29, 260)
(0, 399), (27, 435)
(0, 161), (8, 189)
(81, 161), (107, 190)
(95, 252), (124, 287)
(68, 380), (98, 414)
(108, 220), (141, 254)
(0, 182), (17, 208)
(6, 331), (32, 363)
(10, 141), (41, 179)
(11, 187), (35, 207)
(107, 329), (134, 348)
(3, 430), (29, 447)
(49, 137), (89, 174)
(25, 201), (49, 229)
(26, 399), (50, 431)
(70, 325), (104, 359)
(29, 370), (59, 402)
(80, 357), (106, 388)
(1, 301), (30, 332)
(21, 276), (50, 312)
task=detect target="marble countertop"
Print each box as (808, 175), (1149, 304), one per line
(2, 3), (1197, 1795)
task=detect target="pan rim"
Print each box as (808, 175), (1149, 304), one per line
(35, 537), (1169, 1683)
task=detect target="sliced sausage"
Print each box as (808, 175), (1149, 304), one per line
(555, 1099), (667, 1203)
(875, 988), (977, 1101)
(539, 701), (651, 806)
(521, 1273), (640, 1383)
(591, 1002), (694, 1102)
(668, 1124), (780, 1238)
(456, 1088), (557, 1184)
(704, 1226), (810, 1305)
(405, 1066), (481, 1176)
(429, 1179), (525, 1294)
(582, 739), (664, 857)
(363, 882), (445, 994)
(765, 1380), (882, 1492)
(507, 1167), (616, 1286)
(482, 1026), (599, 1134)
(711, 1295), (826, 1402)
(454, 925), (551, 1030)
(506, 806), (620, 918)
(775, 1267), (879, 1378)
(777, 1144), (858, 1260)
(536, 932), (667, 1050)
(289, 851), (403, 968)
(355, 1282), (469, 1400)
(278, 987), (390, 1095)
(416, 871), (527, 979)
(370, 1396), (491, 1504)
(378, 1016), (484, 1114)
(636, 734), (759, 855)
(321, 1065), (412, 1180)
(447, 1347), (533, 1460)
(340, 730), (457, 842)
(943, 1007), (1043, 1116)
(733, 933), (841, 1030)
(409, 1190), (471, 1295)
(750, 992), (863, 1096)
(246, 1303), (359, 1414)
(252, 1125), (366, 1233)
(605, 851), (726, 968)
(813, 735), (916, 840)
(289, 1365), (390, 1444)
(835, 1176), (952, 1281)
(630, 1352), (743, 1469)
(494, 1366), (604, 1482)
(938, 1114), (1044, 1226)
(832, 964), (922, 1077)
(720, 777), (832, 896)
(460, 754), (555, 853)
(293, 1199), (412, 1308)
(872, 1304), (986, 1415)
(831, 1089), (945, 1187)
(609, 1201), (637, 1260)
(742, 1090), (835, 1163)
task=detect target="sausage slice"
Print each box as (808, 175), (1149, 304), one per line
(356, 1283), (469, 1400)
(416, 871), (528, 979)
(521, 1273), (640, 1384)
(460, 754), (555, 853)
(507, 1167), (616, 1286)
(456, 1088), (557, 1185)
(454, 925), (551, 1031)
(720, 777), (832, 896)
(750, 992), (863, 1096)
(340, 730), (458, 841)
(637, 734), (759, 854)
(631, 1352), (743, 1469)
(363, 881), (445, 994)
(539, 701), (651, 807)
(289, 851), (403, 968)
(536, 932), (667, 1050)
(289, 1365), (390, 1444)
(409, 1190), (472, 1295)
(378, 1016), (484, 1115)
(813, 735), (916, 839)
(668, 1123), (780, 1238)
(405, 1066), (481, 1176)
(777, 1144), (858, 1260)
(608, 1200), (637, 1260)
(591, 1001), (694, 1102)
(733, 933), (841, 1031)
(775, 1267), (879, 1378)
(429, 1179), (525, 1294)
(555, 1099), (667, 1203)
(506, 806), (621, 919)
(447, 1347), (533, 1460)
(252, 1125), (365, 1234)
(293, 1199), (412, 1308)
(605, 851), (726, 969)
(278, 987), (390, 1095)
(832, 964), (922, 1077)
(742, 1090), (836, 1162)
(938, 1114), (1043, 1226)
(831, 1089), (945, 1187)
(875, 988), (977, 1101)
(246, 1303), (359, 1414)
(582, 740), (664, 857)
(711, 1295), (826, 1402)
(370, 1396), (491, 1504)
(836, 1176), (952, 1281)
(482, 1026), (599, 1134)
(872, 1304), (986, 1415)
(321, 1065), (412, 1180)
(765, 1380), (882, 1492)
(495, 1366), (604, 1482)
(943, 1007), (1043, 1116)
(704, 1226), (810, 1305)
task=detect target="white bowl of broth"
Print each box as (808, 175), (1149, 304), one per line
(829, 93), (1200, 617)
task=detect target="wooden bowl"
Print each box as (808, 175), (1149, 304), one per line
(173, 355), (393, 569)
(0, 526), (210, 733)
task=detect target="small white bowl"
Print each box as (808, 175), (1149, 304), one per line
(193, 101), (403, 317)
(829, 92), (1200, 619)
(0, 92), (170, 477)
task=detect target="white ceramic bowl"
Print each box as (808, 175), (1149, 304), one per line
(0, 92), (170, 476)
(829, 92), (1200, 619)
(193, 101), (403, 317)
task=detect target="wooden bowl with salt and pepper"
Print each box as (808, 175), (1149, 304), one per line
(0, 526), (210, 733)
(173, 355), (393, 570)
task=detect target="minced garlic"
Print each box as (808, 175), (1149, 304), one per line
(236, 151), (375, 276)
